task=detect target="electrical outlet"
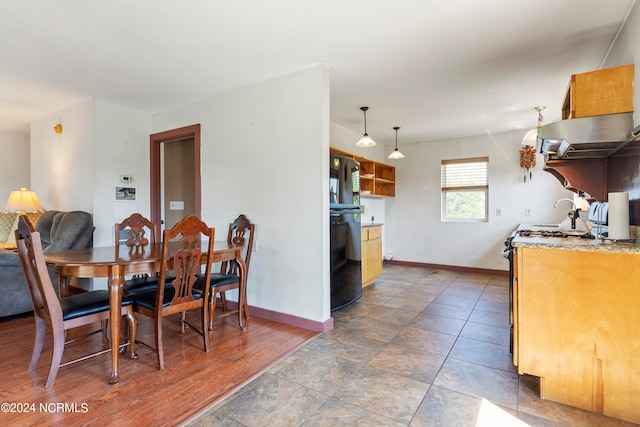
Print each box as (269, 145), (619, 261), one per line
(525, 208), (533, 216)
(120, 175), (132, 183)
(496, 208), (502, 216)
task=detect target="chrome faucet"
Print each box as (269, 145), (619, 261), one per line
(554, 198), (580, 230)
(554, 198), (577, 210)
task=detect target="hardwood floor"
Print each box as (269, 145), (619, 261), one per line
(0, 310), (318, 426)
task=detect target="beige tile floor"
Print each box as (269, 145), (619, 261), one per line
(190, 265), (636, 426)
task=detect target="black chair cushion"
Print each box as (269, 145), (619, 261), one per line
(194, 273), (239, 289)
(60, 290), (133, 321)
(124, 275), (175, 295)
(132, 286), (202, 311)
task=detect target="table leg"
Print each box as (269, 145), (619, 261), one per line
(57, 275), (68, 297)
(235, 250), (247, 331)
(108, 264), (124, 384)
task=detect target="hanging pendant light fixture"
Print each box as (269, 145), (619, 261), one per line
(388, 126), (405, 159)
(356, 106), (376, 147)
(521, 106), (545, 146)
(519, 106), (545, 182)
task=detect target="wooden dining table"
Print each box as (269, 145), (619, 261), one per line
(43, 241), (247, 385)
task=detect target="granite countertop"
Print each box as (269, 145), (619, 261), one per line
(511, 223), (640, 254)
(362, 223), (384, 227)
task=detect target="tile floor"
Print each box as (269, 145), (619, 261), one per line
(190, 265), (636, 426)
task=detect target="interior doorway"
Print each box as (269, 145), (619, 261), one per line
(150, 124), (201, 230)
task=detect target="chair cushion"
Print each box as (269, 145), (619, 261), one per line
(60, 290), (133, 321)
(124, 275), (175, 295)
(132, 286), (202, 311)
(194, 273), (240, 289)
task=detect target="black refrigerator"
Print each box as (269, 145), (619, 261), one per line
(329, 154), (362, 311)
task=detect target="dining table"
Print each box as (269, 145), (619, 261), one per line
(43, 240), (247, 385)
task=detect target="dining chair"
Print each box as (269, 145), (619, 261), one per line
(131, 215), (214, 370)
(115, 213), (168, 295)
(15, 215), (138, 388)
(195, 214), (255, 332)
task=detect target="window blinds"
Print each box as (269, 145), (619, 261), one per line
(441, 157), (489, 191)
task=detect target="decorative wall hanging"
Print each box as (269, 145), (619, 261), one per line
(520, 106), (545, 182)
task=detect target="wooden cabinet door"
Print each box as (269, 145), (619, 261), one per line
(361, 239), (374, 286)
(371, 237), (382, 278)
(361, 226), (382, 287)
(518, 247), (640, 423)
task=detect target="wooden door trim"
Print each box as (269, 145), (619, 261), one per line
(150, 124), (201, 226)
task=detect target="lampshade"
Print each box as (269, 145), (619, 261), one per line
(521, 106), (545, 146)
(388, 126), (405, 159)
(356, 106), (376, 147)
(5, 187), (44, 213)
(356, 133), (376, 147)
(521, 128), (538, 147)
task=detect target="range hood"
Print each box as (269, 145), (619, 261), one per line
(537, 112), (634, 160)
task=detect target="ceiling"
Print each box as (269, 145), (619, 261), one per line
(0, 0), (635, 146)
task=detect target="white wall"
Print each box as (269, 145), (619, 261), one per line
(384, 130), (573, 271)
(30, 100), (95, 212)
(91, 100), (151, 246)
(602, 1), (640, 127)
(152, 65), (331, 322)
(30, 100), (152, 247)
(0, 130), (30, 202)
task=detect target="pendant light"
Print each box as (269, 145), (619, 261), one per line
(521, 106), (545, 146)
(388, 126), (405, 159)
(356, 106), (376, 147)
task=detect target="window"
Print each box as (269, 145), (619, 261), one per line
(441, 157), (488, 221)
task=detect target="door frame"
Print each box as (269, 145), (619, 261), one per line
(150, 124), (202, 226)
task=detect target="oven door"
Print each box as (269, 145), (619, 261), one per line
(502, 234), (516, 355)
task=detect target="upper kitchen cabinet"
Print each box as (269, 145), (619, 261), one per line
(330, 148), (395, 197)
(562, 64), (634, 119)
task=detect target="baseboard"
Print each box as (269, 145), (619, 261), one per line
(385, 260), (509, 277)
(224, 301), (334, 333)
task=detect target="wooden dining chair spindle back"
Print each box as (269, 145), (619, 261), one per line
(115, 213), (158, 250)
(115, 213), (164, 295)
(15, 215), (138, 388)
(131, 215), (214, 370)
(197, 214), (255, 332)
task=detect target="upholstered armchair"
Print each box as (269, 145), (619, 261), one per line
(0, 210), (95, 318)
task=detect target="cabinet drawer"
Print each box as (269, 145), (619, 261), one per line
(367, 226), (381, 240)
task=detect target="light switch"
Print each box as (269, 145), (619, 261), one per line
(169, 201), (184, 210)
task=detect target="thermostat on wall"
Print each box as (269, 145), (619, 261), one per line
(120, 175), (133, 183)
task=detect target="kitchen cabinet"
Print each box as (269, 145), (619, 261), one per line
(361, 225), (382, 287)
(514, 246), (640, 424)
(562, 64), (634, 119)
(330, 148), (396, 197)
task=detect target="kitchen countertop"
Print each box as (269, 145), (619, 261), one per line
(362, 223), (383, 227)
(511, 223), (640, 254)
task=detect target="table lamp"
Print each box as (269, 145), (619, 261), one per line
(5, 187), (44, 213)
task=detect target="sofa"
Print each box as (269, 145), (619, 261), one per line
(0, 210), (95, 318)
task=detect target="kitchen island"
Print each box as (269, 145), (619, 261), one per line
(511, 232), (640, 424)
